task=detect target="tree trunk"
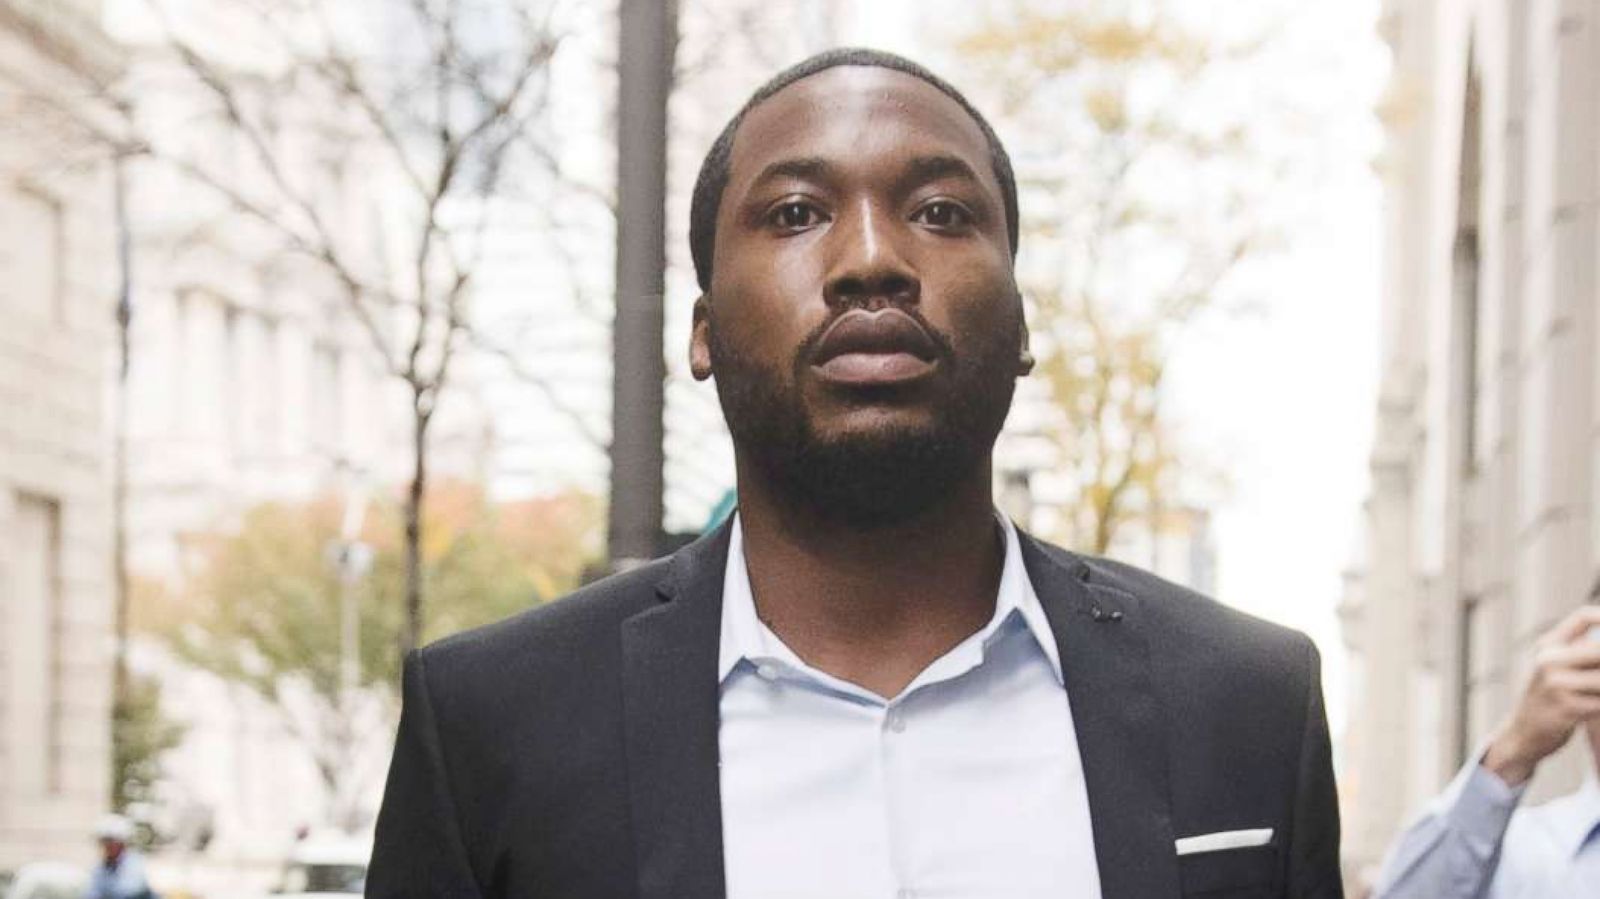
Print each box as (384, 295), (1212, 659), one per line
(1093, 509), (1114, 556)
(401, 390), (432, 660)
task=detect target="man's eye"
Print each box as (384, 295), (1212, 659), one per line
(913, 201), (972, 230)
(768, 201), (827, 231)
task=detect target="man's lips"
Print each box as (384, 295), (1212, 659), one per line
(810, 309), (940, 386)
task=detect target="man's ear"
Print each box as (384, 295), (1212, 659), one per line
(690, 294), (714, 381)
(1016, 312), (1035, 376)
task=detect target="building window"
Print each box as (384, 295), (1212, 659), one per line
(8, 492), (64, 796)
(3, 186), (67, 323)
(224, 304), (241, 454)
(261, 317), (281, 456)
(173, 290), (191, 431)
(312, 342), (343, 457)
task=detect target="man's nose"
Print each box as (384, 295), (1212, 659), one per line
(823, 199), (920, 310)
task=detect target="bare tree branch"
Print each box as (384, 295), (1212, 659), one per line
(459, 321), (610, 448)
(17, 0), (598, 664)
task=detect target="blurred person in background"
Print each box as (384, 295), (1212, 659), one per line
(1372, 601), (1600, 898)
(83, 815), (156, 899)
(368, 47), (1342, 898)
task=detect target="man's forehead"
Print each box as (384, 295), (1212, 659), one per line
(726, 66), (994, 186)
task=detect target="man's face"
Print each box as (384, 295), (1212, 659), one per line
(691, 66), (1026, 526)
(101, 838), (124, 863)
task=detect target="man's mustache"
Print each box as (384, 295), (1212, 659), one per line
(792, 305), (956, 377)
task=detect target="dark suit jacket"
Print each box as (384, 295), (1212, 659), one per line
(367, 523), (1342, 899)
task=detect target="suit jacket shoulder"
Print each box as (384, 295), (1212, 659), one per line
(1021, 535), (1339, 898)
(1073, 548), (1319, 665)
(378, 529), (728, 897)
(1045, 540), (1323, 774)
(418, 553), (669, 696)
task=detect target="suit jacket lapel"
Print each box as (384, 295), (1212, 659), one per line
(1020, 533), (1180, 899)
(620, 523), (731, 899)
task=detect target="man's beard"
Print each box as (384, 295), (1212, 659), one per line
(707, 304), (1020, 529)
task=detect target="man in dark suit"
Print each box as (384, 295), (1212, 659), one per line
(367, 48), (1342, 899)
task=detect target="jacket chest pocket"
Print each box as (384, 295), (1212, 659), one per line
(1178, 845), (1278, 899)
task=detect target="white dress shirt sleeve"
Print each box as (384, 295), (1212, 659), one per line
(1371, 758), (1527, 899)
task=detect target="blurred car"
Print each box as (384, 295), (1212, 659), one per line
(1, 862), (87, 899)
(272, 835), (369, 896)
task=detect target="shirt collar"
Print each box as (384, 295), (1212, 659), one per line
(716, 512), (1063, 685)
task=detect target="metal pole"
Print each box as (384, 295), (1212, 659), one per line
(330, 472), (369, 832)
(608, 0), (677, 567)
(112, 151), (133, 714)
(335, 473), (370, 707)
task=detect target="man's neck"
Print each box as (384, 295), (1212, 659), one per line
(734, 462), (1005, 699)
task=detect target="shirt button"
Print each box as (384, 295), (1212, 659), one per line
(897, 889), (916, 899)
(756, 663), (780, 680)
(886, 712), (907, 733)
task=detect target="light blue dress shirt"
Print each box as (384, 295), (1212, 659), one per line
(716, 514), (1102, 899)
(1372, 758), (1600, 898)
(83, 849), (152, 899)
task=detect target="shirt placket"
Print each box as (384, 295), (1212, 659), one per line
(749, 658), (903, 899)
(880, 697), (918, 899)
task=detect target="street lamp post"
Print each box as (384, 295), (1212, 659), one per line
(608, 0), (677, 568)
(332, 482), (372, 709)
(326, 467), (371, 831)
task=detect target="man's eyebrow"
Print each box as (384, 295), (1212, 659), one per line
(742, 153), (987, 197)
(899, 154), (984, 190)
(748, 157), (834, 192)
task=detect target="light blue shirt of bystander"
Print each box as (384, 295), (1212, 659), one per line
(83, 848), (153, 899)
(1372, 758), (1600, 898)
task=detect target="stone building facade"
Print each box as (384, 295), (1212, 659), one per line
(102, 6), (494, 864)
(0, 0), (121, 868)
(111, 38), (494, 583)
(1340, 0), (1600, 884)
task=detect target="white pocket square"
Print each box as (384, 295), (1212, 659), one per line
(1174, 828), (1274, 856)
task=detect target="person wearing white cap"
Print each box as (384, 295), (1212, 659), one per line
(84, 814), (156, 899)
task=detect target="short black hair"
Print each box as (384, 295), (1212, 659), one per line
(688, 47), (1019, 292)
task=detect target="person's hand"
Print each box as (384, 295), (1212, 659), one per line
(1482, 605), (1600, 786)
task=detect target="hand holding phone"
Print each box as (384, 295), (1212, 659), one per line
(1482, 605), (1600, 786)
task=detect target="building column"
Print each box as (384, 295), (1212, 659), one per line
(1513, 0), (1598, 799)
(1345, 398), (1421, 871)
